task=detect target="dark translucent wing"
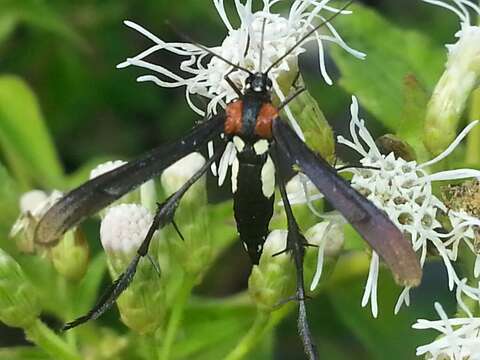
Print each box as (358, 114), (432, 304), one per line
(35, 115), (224, 245)
(272, 120), (422, 287)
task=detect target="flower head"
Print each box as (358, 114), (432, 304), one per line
(413, 302), (480, 360)
(100, 204), (153, 256)
(422, 0), (480, 155)
(10, 190), (63, 253)
(100, 204), (165, 334)
(311, 97), (480, 317)
(118, 0), (364, 119)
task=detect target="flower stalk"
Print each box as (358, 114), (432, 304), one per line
(24, 320), (81, 360)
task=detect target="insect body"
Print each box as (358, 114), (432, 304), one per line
(34, 5), (422, 360)
(225, 73), (277, 264)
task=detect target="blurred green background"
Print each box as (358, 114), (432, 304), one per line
(0, 0), (466, 359)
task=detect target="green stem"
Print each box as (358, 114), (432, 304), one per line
(24, 319), (81, 360)
(142, 334), (159, 360)
(59, 277), (78, 349)
(224, 306), (291, 360)
(466, 88), (480, 164)
(159, 276), (194, 360)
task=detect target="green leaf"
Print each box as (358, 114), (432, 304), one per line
(0, 162), (19, 241)
(0, 75), (64, 188)
(0, 13), (18, 44)
(172, 299), (256, 359)
(1, 0), (86, 48)
(330, 4), (445, 133)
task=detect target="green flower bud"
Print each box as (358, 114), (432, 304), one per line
(100, 204), (165, 334)
(161, 152), (212, 278)
(287, 82), (335, 162)
(0, 248), (41, 328)
(248, 230), (296, 312)
(424, 26), (480, 156)
(50, 228), (89, 281)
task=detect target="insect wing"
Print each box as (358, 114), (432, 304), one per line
(35, 115), (225, 245)
(272, 120), (422, 287)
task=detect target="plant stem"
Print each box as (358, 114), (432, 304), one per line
(224, 306), (291, 360)
(24, 319), (81, 360)
(142, 334), (160, 360)
(466, 88), (480, 164)
(159, 276), (194, 360)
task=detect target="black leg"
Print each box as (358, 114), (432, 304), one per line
(278, 71), (305, 110)
(270, 144), (319, 360)
(278, 86), (306, 110)
(225, 72), (243, 99)
(63, 152), (222, 331)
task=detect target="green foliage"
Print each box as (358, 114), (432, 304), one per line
(0, 76), (63, 189)
(330, 3), (445, 162)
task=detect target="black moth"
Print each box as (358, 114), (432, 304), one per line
(35, 3), (421, 359)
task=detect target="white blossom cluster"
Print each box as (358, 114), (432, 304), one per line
(336, 96), (480, 318)
(118, 0), (364, 120)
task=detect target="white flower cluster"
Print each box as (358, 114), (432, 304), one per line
(413, 302), (480, 360)
(336, 96), (480, 318)
(118, 0), (364, 119)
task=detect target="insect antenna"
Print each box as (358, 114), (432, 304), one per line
(166, 21), (254, 76)
(257, 18), (268, 72)
(265, 0), (354, 74)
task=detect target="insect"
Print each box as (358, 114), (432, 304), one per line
(35, 3), (421, 359)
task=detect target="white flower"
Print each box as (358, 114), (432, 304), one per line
(100, 204), (153, 255)
(422, 0), (480, 155)
(335, 96), (480, 318)
(413, 302), (480, 360)
(89, 160), (127, 179)
(160, 152), (206, 197)
(118, 0), (364, 120)
(10, 190), (63, 238)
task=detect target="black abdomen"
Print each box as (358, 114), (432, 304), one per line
(233, 147), (274, 264)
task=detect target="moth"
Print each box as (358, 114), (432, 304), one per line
(35, 3), (421, 359)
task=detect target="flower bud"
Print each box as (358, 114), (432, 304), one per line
(305, 216), (345, 291)
(0, 248), (41, 328)
(424, 26), (480, 156)
(248, 230), (296, 312)
(100, 204), (165, 334)
(50, 228), (89, 281)
(161, 152), (205, 202)
(161, 152), (212, 277)
(10, 190), (63, 253)
(90, 161), (157, 216)
(277, 73), (335, 162)
(375, 134), (416, 161)
(285, 174), (323, 205)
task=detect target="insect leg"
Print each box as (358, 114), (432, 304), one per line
(271, 144), (319, 360)
(63, 151), (222, 331)
(278, 86), (306, 110)
(224, 71), (243, 98)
